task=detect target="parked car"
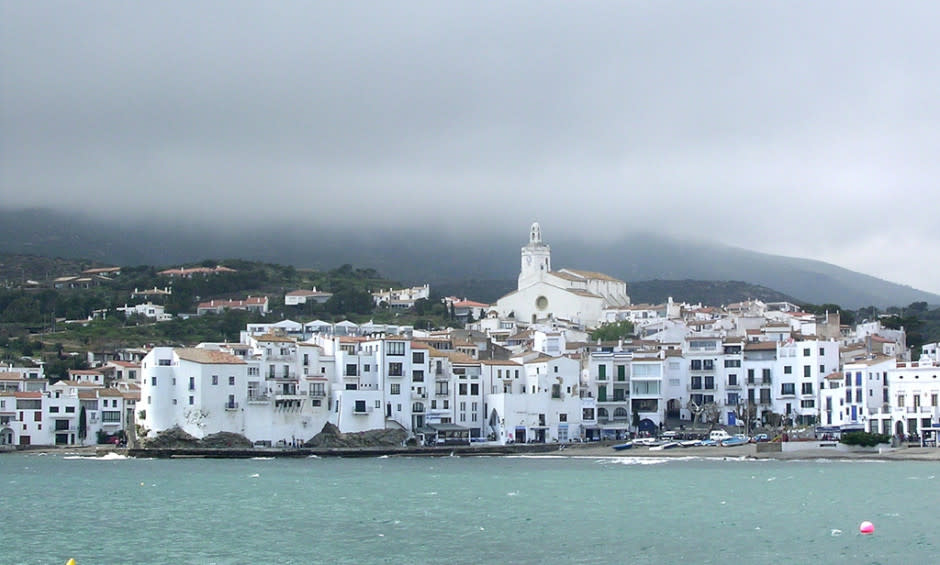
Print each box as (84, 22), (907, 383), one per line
(752, 433), (769, 442)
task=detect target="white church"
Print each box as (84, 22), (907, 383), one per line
(494, 223), (630, 328)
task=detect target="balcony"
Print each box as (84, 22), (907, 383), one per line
(687, 385), (716, 392)
(308, 390), (326, 398)
(726, 382), (741, 390)
(224, 402), (239, 411)
(247, 394), (271, 403)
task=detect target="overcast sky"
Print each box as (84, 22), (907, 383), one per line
(2, 2), (939, 293)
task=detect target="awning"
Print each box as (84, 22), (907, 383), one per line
(428, 423), (470, 432)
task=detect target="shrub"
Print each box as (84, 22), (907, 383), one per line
(840, 431), (891, 447)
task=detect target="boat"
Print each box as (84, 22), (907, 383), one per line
(679, 440), (702, 448)
(611, 442), (634, 451)
(633, 437), (662, 447)
(720, 436), (749, 447)
(649, 441), (680, 451)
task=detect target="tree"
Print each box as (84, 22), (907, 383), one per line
(589, 320), (635, 342)
(631, 411), (641, 435)
(78, 406), (88, 445)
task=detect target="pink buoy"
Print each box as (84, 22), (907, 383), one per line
(859, 521), (875, 535)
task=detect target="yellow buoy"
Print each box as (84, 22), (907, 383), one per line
(66, 559), (76, 565)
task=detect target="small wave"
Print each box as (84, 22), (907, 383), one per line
(250, 457), (274, 460)
(831, 529), (843, 537)
(63, 452), (130, 461)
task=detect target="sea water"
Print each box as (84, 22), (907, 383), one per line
(2, 453), (936, 564)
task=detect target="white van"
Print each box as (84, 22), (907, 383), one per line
(709, 430), (731, 442)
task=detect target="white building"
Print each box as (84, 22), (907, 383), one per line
(117, 302), (172, 322)
(495, 223), (630, 328)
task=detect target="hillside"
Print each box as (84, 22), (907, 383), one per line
(1, 207), (938, 309)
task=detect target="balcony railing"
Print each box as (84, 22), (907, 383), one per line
(247, 394), (270, 403)
(224, 402), (239, 411)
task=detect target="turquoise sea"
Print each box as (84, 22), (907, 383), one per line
(3, 453), (936, 565)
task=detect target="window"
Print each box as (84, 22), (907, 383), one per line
(690, 360), (702, 371)
(229, 376), (235, 386)
(703, 360), (714, 371)
(801, 382), (813, 395)
(211, 375), (218, 385)
(803, 348), (810, 356)
(188, 396), (194, 405)
(158, 359), (171, 366)
(597, 365), (607, 380)
(691, 376), (702, 390)
(388, 363), (403, 377)
(50, 406), (60, 413)
(784, 365), (792, 374)
(724, 359), (741, 368)
(386, 341), (405, 356)
(759, 388), (770, 404)
(310, 383), (325, 397)
(459, 383), (468, 395)
(583, 408), (595, 420)
(800, 399), (815, 408)
(704, 376), (714, 390)
(443, 400), (449, 409)
(102, 411), (121, 423)
(470, 383), (479, 395)
(390, 384), (401, 395)
(747, 369), (755, 384)
(363, 364), (370, 373)
(819, 365), (825, 374)
(413, 370), (424, 382)
(151, 376), (157, 386)
(552, 384), (561, 399)
(354, 400), (366, 413)
(897, 395), (905, 407)
(435, 382), (449, 395)
(762, 368), (771, 383)
(617, 365), (626, 381)
(34, 411), (42, 422)
(781, 383), (795, 395)
(65, 406), (75, 413)
(345, 364), (358, 377)
(728, 374), (737, 386)
(412, 351), (424, 364)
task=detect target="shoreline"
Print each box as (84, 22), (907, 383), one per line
(7, 442), (940, 461)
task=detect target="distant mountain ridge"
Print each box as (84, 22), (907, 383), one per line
(0, 207), (936, 309)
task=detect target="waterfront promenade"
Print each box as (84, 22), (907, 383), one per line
(8, 440), (940, 461)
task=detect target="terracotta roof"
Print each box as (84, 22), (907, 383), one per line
(69, 369), (104, 376)
(445, 351), (479, 364)
(54, 380), (102, 388)
(176, 348), (246, 365)
(480, 359), (522, 366)
(744, 341), (778, 351)
(14, 391), (42, 399)
(98, 388), (125, 397)
(108, 361), (140, 368)
(78, 391), (98, 400)
(254, 334), (295, 343)
(558, 268), (621, 282)
(824, 371), (844, 380)
(0, 372), (24, 381)
(453, 300), (489, 308)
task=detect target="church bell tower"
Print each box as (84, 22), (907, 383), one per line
(519, 222), (551, 289)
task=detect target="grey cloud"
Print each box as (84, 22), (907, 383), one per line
(2, 1), (939, 292)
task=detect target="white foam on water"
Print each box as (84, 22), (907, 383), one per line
(830, 529), (842, 537)
(250, 457), (274, 460)
(63, 452), (129, 461)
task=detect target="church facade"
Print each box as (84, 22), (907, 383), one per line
(494, 223), (630, 328)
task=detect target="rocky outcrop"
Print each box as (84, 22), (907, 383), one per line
(304, 422), (408, 448)
(141, 426), (199, 449)
(141, 427), (253, 449)
(199, 432), (253, 449)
